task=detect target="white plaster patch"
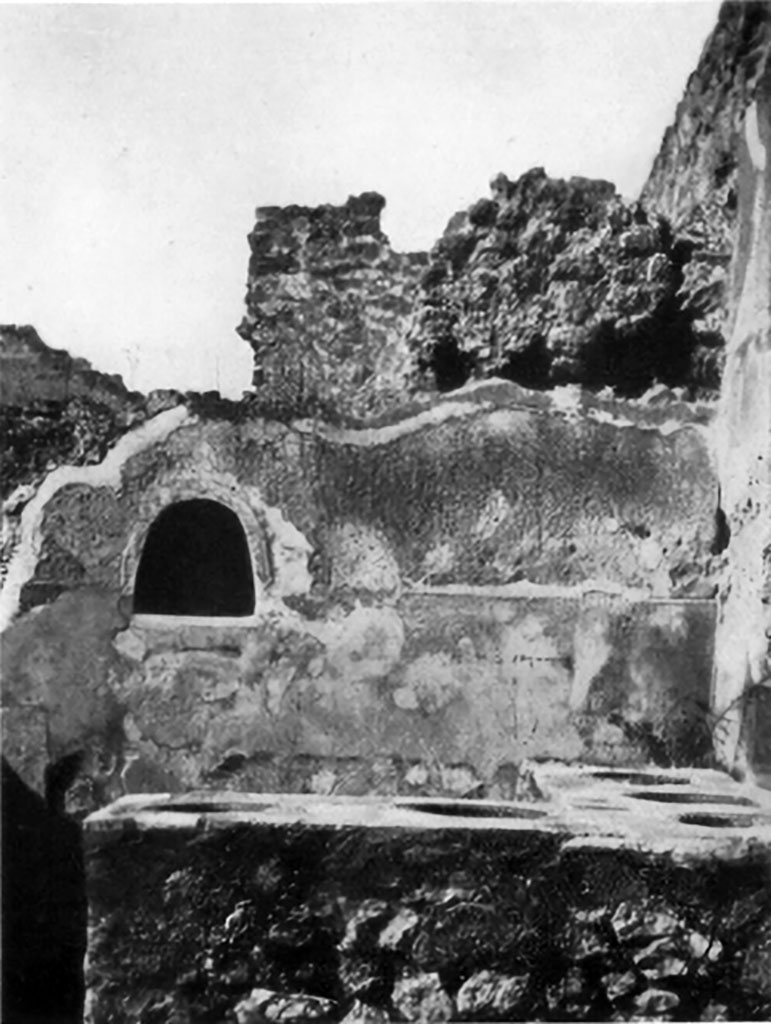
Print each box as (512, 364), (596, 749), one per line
(571, 612), (612, 711)
(586, 407), (703, 439)
(501, 615), (560, 667)
(307, 656), (325, 678)
(548, 385), (584, 417)
(586, 408), (635, 430)
(456, 636), (476, 662)
(293, 400), (487, 448)
(472, 490), (512, 541)
(292, 387), (707, 455)
(261, 505), (314, 598)
(0, 406), (191, 633)
(420, 542), (454, 581)
(638, 537), (664, 572)
(323, 604), (405, 681)
(200, 678), (240, 705)
(408, 579), (661, 602)
(404, 763), (430, 787)
(484, 408), (534, 435)
(123, 714), (143, 744)
(2, 483), (36, 518)
(327, 522), (401, 594)
(648, 604), (689, 642)
(394, 652), (465, 715)
(746, 102), (767, 172)
(279, 271), (314, 301)
(710, 103), (770, 772)
(393, 686), (419, 711)
(440, 764), (480, 795)
(1, 485), (38, 587)
(491, 601), (518, 624)
(112, 626), (147, 663)
(309, 768), (338, 795)
(265, 662), (296, 717)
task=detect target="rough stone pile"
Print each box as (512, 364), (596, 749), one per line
(407, 169), (698, 397)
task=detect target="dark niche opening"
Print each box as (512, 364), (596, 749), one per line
(427, 337), (475, 392)
(497, 335), (553, 390)
(133, 498), (255, 617)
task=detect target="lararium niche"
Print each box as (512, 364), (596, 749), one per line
(133, 498), (256, 617)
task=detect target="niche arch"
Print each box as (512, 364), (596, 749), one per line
(133, 498), (256, 617)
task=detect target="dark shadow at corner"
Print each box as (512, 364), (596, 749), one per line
(2, 757), (86, 1024)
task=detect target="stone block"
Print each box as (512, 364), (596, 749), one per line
(391, 973), (454, 1023)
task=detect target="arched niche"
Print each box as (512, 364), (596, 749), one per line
(133, 499), (256, 617)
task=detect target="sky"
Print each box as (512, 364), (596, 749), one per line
(1, 1), (723, 398)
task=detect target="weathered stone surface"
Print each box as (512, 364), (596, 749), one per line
(338, 952), (393, 1005)
(636, 945), (688, 981)
(711, 61), (771, 778)
(702, 1001), (730, 1021)
(739, 918), (771, 1016)
(339, 900), (392, 954)
(0, 326), (146, 500)
(6, 9), (771, 1023)
(339, 1002), (390, 1024)
(400, 4), (770, 402)
(602, 969), (639, 1002)
(455, 969), (529, 1019)
(641, 2), (771, 359)
(563, 914), (613, 961)
(0, 324), (143, 412)
(377, 908), (419, 953)
(411, 893), (527, 978)
(610, 902), (682, 944)
(235, 988), (336, 1023)
(0, 587), (130, 806)
(634, 986), (680, 1018)
(237, 193), (426, 420)
(687, 930), (723, 963)
(545, 965), (597, 1017)
(230, 7), (768, 404)
(408, 169), (700, 396)
(391, 973), (454, 1022)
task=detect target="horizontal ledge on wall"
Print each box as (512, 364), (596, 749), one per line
(404, 582), (717, 604)
(130, 613), (263, 629)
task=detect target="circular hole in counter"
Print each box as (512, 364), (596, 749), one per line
(590, 771), (689, 786)
(402, 801), (547, 819)
(679, 812), (755, 829)
(630, 792), (758, 806)
(160, 802), (275, 814)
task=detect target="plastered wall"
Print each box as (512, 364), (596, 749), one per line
(0, 382), (721, 811)
(712, 77), (771, 780)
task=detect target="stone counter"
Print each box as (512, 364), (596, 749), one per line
(84, 770), (771, 1023)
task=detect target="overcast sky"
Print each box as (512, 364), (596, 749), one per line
(1, 1), (722, 397)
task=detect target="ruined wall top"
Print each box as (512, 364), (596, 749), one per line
(237, 192), (427, 421)
(235, 3), (770, 419)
